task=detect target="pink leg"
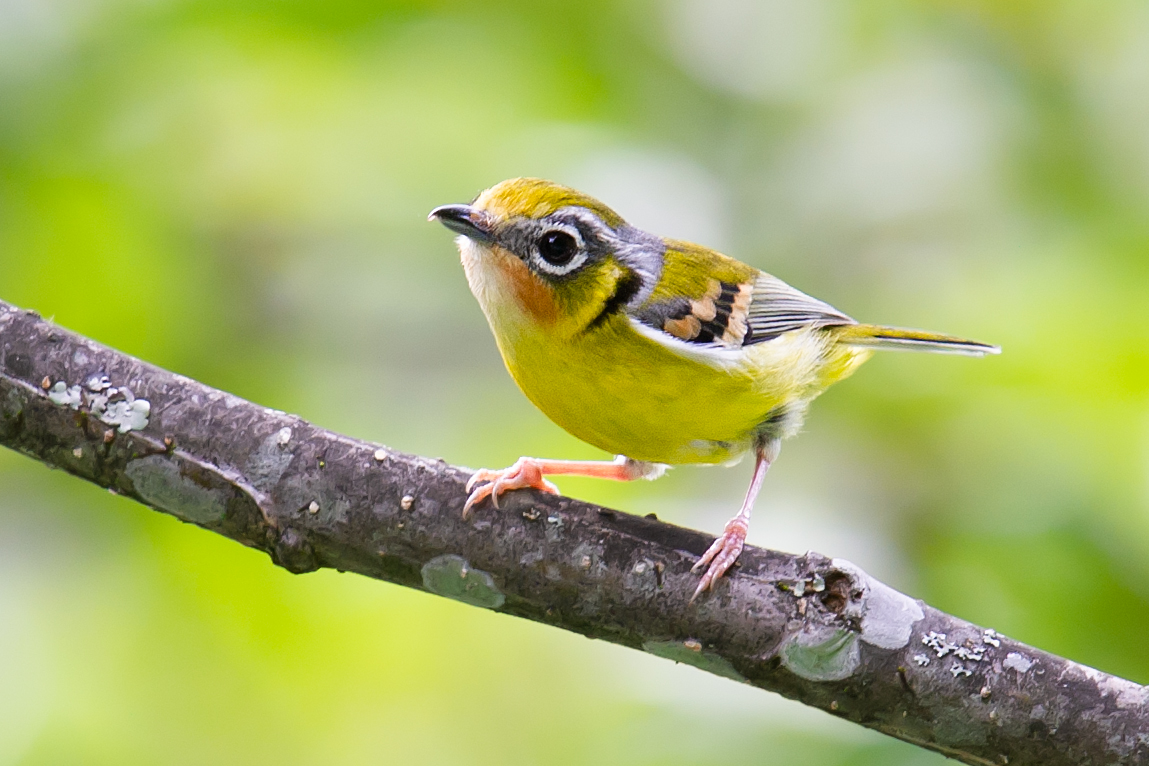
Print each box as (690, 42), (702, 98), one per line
(464, 456), (661, 518)
(691, 440), (779, 600)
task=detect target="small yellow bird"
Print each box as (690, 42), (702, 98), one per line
(430, 178), (998, 599)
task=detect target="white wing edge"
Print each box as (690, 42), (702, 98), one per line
(627, 316), (746, 370)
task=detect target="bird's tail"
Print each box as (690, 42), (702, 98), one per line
(835, 324), (1001, 357)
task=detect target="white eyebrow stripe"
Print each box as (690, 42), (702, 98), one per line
(550, 206), (615, 237)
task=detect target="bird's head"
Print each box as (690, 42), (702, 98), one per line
(429, 178), (663, 336)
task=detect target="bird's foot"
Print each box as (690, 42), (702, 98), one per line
(464, 457), (559, 518)
(690, 516), (748, 601)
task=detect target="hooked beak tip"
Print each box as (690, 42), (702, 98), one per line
(428, 203), (494, 243)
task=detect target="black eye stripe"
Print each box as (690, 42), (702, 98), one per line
(492, 212), (618, 278)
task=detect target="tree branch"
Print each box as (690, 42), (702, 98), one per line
(0, 298), (1145, 765)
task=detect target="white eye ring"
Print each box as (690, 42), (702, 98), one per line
(531, 226), (587, 276)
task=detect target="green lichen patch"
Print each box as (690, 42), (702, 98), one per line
(45, 378), (151, 432)
(780, 627), (861, 682)
(99, 398), (151, 433)
(244, 429), (297, 491)
(47, 382), (82, 409)
(2, 387), (24, 420)
(126, 455), (227, 524)
(642, 640), (745, 682)
(421, 554), (505, 609)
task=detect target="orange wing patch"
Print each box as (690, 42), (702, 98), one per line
(664, 314), (702, 339)
(658, 279), (752, 347)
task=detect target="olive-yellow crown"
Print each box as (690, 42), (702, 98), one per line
(472, 178), (625, 229)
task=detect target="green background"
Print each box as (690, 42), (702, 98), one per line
(2, 0), (1148, 763)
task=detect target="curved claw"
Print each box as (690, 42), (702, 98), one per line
(463, 458), (559, 519)
(690, 517), (748, 602)
(462, 482), (494, 519)
(466, 468), (498, 494)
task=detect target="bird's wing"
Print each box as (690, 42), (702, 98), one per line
(629, 241), (855, 359)
(743, 273), (855, 344)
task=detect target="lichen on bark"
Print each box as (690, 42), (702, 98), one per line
(0, 298), (1146, 766)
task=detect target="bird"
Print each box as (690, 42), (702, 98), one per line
(429, 177), (999, 600)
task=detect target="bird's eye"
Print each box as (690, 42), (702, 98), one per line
(537, 230), (578, 266)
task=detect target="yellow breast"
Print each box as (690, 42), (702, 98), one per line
(460, 240), (869, 464)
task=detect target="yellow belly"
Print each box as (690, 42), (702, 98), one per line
(459, 240), (869, 465)
(496, 313), (868, 465)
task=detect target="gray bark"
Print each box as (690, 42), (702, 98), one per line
(0, 297), (1145, 766)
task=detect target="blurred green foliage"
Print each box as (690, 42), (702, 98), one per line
(2, 0), (1148, 763)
